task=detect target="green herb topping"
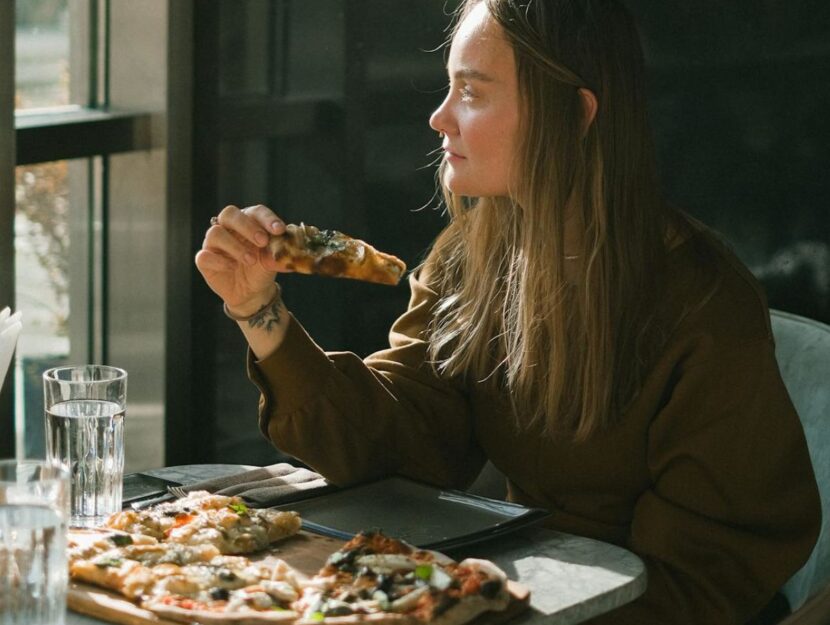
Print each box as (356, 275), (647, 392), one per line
(307, 229), (345, 252)
(109, 534), (133, 547)
(228, 502), (249, 516)
(415, 564), (433, 581)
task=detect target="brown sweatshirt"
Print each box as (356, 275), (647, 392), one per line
(248, 231), (820, 624)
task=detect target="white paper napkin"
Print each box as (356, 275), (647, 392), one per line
(0, 307), (22, 393)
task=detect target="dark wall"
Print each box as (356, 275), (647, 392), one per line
(192, 0), (450, 464)
(188, 1), (829, 464)
(632, 1), (830, 324)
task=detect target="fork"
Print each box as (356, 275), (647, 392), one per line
(167, 485), (189, 498)
(130, 492), (177, 510)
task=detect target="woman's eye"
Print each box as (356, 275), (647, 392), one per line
(459, 86), (475, 101)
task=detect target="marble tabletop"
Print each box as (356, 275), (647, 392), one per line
(66, 465), (647, 625)
(466, 527), (646, 624)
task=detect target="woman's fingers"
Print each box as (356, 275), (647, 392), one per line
(195, 249), (236, 274)
(243, 204), (286, 236)
(215, 204), (285, 248)
(204, 220), (258, 266)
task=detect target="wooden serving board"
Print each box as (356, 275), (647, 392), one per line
(68, 530), (530, 625)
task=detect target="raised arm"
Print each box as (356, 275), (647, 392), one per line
(248, 267), (487, 489)
(195, 204), (293, 359)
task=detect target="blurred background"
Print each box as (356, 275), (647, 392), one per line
(2, 0), (828, 470)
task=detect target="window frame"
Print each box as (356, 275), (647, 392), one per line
(0, 0), (178, 461)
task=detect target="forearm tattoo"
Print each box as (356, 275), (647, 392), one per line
(247, 294), (283, 333)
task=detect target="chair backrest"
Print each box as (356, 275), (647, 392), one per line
(772, 310), (830, 611)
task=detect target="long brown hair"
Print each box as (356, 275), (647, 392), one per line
(426, 0), (677, 439)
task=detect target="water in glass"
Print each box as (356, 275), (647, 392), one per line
(0, 504), (67, 625)
(46, 399), (124, 527)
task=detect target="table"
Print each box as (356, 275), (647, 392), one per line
(66, 465), (647, 625)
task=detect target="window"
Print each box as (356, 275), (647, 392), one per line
(1, 1), (171, 471)
(15, 0), (72, 110)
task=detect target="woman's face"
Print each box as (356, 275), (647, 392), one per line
(429, 2), (521, 197)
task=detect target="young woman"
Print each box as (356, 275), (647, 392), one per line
(196, 1), (820, 622)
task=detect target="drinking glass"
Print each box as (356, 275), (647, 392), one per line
(43, 365), (127, 527)
(0, 459), (70, 625)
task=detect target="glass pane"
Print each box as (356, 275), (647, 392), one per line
(15, 0), (71, 109)
(219, 0), (270, 96)
(15, 160), (73, 457)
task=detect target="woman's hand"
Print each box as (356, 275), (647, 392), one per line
(195, 204), (288, 316)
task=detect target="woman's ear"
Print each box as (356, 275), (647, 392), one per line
(578, 88), (598, 132)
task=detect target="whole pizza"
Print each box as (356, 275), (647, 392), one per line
(68, 491), (518, 625)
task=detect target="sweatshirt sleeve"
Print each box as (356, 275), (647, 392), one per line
(587, 338), (821, 624)
(247, 269), (486, 488)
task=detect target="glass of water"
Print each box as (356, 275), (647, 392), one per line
(43, 365), (127, 527)
(0, 459), (70, 625)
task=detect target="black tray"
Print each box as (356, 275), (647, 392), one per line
(273, 476), (549, 551)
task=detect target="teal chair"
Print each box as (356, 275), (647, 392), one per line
(772, 310), (830, 617)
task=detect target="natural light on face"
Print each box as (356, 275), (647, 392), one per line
(429, 2), (521, 198)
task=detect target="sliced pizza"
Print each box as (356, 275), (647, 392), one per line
(140, 558), (305, 623)
(103, 490), (301, 554)
(71, 495), (517, 625)
(269, 223), (407, 286)
(68, 527), (159, 561)
(295, 530), (511, 624)
(70, 536), (304, 618)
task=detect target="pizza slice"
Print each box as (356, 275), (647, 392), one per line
(103, 490), (302, 554)
(295, 530), (511, 624)
(140, 558), (305, 623)
(141, 593), (299, 624)
(70, 533), (305, 619)
(68, 527), (159, 561)
(269, 223), (407, 286)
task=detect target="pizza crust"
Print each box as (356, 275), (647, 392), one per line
(141, 600), (299, 625)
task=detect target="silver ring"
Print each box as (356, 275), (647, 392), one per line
(210, 216), (219, 226)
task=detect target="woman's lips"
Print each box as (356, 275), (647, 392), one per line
(443, 146), (466, 161)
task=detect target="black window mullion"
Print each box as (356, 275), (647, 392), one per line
(0, 0), (15, 458)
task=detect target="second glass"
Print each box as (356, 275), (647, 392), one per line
(43, 365), (127, 527)
(0, 459), (70, 625)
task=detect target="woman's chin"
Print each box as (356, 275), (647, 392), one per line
(442, 171), (508, 198)
(443, 175), (476, 197)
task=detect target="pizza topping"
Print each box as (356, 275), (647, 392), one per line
(103, 491), (300, 555)
(480, 578), (504, 599)
(209, 587), (230, 601)
(371, 589), (391, 610)
(303, 226), (345, 253)
(228, 502), (249, 516)
(73, 510), (513, 624)
(261, 580), (300, 603)
(390, 584), (430, 611)
(354, 553), (419, 573)
(109, 534), (133, 547)
(94, 555), (124, 568)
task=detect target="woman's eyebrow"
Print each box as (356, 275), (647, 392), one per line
(452, 68), (496, 82)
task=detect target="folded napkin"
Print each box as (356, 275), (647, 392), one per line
(0, 308), (22, 393)
(173, 463), (337, 507)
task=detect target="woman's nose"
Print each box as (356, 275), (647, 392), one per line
(429, 95), (453, 136)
